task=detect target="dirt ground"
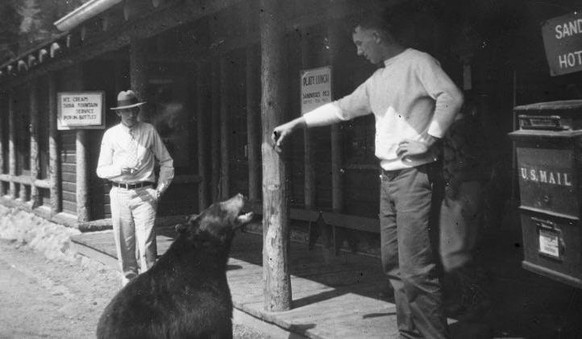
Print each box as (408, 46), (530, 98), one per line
(0, 207), (269, 339)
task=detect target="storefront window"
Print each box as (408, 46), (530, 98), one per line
(147, 69), (196, 176)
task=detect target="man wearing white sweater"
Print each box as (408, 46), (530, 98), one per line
(273, 13), (463, 339)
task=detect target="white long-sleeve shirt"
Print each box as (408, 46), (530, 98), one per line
(96, 121), (174, 194)
(304, 48), (463, 171)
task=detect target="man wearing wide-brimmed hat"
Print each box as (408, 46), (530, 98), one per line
(97, 90), (174, 286)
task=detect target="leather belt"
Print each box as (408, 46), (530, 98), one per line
(111, 182), (153, 189)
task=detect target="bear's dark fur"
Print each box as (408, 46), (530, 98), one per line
(96, 194), (253, 339)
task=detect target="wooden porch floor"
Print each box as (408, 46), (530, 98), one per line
(71, 219), (582, 339)
(72, 228), (402, 338)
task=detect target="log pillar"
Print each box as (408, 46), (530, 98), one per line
(71, 66), (90, 222)
(328, 20), (343, 213)
(300, 34), (315, 210)
(245, 2), (260, 203)
(0, 92), (3, 196)
(48, 73), (62, 214)
(8, 91), (16, 199)
(210, 60), (220, 202)
(260, 0), (291, 312)
(219, 56), (230, 200)
(30, 81), (40, 208)
(130, 37), (149, 121)
(196, 62), (209, 210)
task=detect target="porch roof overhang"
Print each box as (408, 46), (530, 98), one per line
(54, 0), (123, 32)
(0, 0), (243, 88)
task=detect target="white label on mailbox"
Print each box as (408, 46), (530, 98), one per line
(539, 229), (560, 258)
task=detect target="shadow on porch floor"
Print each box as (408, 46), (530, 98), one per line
(71, 216), (582, 339)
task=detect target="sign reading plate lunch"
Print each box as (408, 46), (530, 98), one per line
(542, 11), (582, 76)
(300, 66), (332, 114)
(57, 92), (105, 130)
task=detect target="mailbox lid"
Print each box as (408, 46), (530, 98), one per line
(514, 100), (582, 130)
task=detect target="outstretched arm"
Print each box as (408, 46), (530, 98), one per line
(272, 102), (344, 152)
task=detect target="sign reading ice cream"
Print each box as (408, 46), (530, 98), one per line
(57, 92), (105, 130)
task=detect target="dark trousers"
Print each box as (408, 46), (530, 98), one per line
(379, 163), (448, 339)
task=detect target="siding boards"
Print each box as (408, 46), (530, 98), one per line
(61, 130), (77, 215)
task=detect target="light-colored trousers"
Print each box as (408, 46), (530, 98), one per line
(109, 186), (158, 286)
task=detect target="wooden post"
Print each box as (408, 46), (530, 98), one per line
(19, 88), (27, 201)
(245, 3), (260, 203)
(210, 60), (220, 202)
(300, 33), (315, 210)
(219, 56), (230, 200)
(76, 134), (89, 221)
(260, 0), (291, 312)
(8, 91), (16, 199)
(0, 92), (3, 196)
(72, 65), (90, 222)
(328, 22), (343, 213)
(130, 37), (149, 121)
(48, 73), (62, 214)
(196, 62), (208, 210)
(30, 81), (40, 208)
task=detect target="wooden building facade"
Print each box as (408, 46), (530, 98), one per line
(1, 0), (582, 310)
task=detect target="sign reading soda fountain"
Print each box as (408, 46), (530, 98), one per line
(57, 91), (105, 130)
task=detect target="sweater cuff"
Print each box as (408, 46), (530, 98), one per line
(427, 121), (446, 139)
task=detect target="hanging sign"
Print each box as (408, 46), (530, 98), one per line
(300, 66), (332, 114)
(57, 91), (105, 130)
(541, 11), (582, 76)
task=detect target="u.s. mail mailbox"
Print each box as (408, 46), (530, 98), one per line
(509, 100), (582, 288)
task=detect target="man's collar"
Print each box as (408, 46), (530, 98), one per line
(119, 121), (140, 132)
(383, 47), (409, 67)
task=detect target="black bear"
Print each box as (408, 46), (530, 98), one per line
(96, 193), (253, 339)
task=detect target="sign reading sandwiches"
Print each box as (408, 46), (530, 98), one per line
(542, 11), (582, 76)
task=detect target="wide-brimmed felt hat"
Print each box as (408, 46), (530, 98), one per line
(111, 90), (146, 110)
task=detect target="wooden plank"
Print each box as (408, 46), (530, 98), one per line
(62, 191), (76, 202)
(61, 163), (75, 173)
(62, 172), (76, 183)
(62, 182), (76, 193)
(63, 200), (77, 214)
(322, 211), (380, 234)
(289, 208), (320, 222)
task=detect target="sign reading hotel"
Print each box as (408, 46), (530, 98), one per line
(57, 92), (105, 130)
(542, 11), (582, 76)
(300, 66), (332, 114)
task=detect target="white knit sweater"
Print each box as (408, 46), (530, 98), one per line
(304, 48), (463, 171)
